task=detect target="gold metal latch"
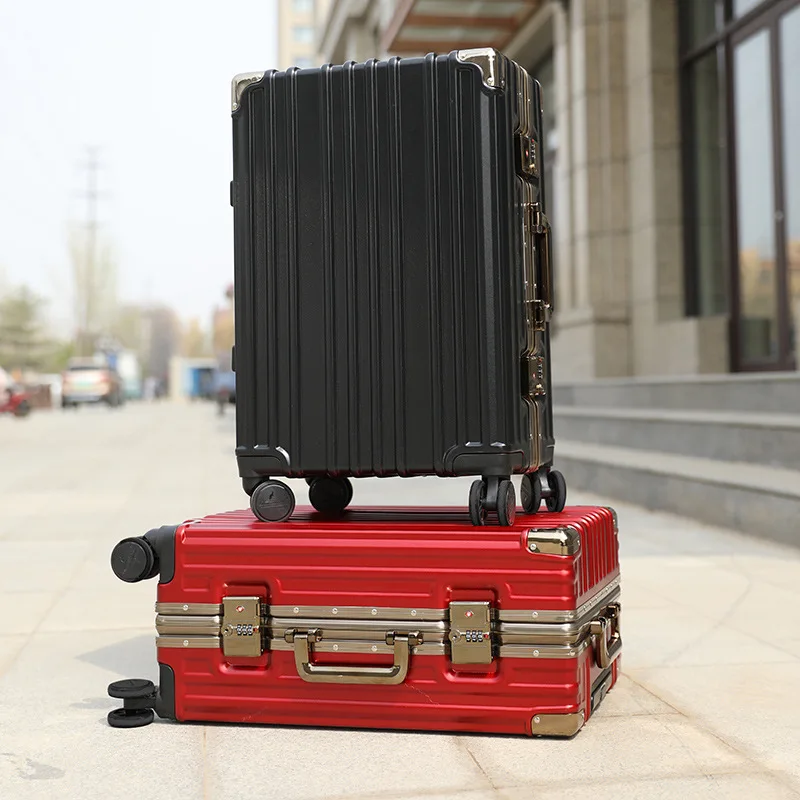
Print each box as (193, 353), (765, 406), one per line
(221, 596), (263, 657)
(516, 134), (538, 178)
(448, 601), (494, 664)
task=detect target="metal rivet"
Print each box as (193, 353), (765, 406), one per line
(183, 640), (189, 647)
(570, 650), (575, 656)
(332, 608), (338, 615)
(567, 612), (574, 620)
(371, 645), (377, 652)
(531, 611), (538, 618)
(529, 543), (538, 552)
(182, 604), (189, 611)
(533, 649), (540, 657)
(333, 644), (339, 651)
(371, 609), (377, 615)
(411, 610), (417, 616)
(533, 715), (541, 724)
(293, 607), (299, 614)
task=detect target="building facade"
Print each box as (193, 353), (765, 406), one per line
(278, 0), (331, 69)
(314, 0), (800, 379)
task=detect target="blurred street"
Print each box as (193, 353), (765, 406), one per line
(0, 402), (799, 799)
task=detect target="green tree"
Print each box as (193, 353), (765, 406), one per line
(0, 286), (51, 372)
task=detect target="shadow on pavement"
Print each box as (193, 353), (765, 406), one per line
(76, 634), (158, 682)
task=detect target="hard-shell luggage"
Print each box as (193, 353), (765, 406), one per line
(108, 506), (621, 736)
(230, 48), (563, 525)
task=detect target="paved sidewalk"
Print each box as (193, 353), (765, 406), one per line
(0, 402), (798, 800)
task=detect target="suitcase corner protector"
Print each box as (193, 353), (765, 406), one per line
(231, 72), (265, 112)
(530, 710), (585, 738)
(455, 48), (506, 90)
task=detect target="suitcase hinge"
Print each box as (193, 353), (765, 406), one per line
(221, 596), (264, 657)
(448, 602), (494, 665)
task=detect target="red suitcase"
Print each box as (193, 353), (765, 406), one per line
(108, 506), (621, 737)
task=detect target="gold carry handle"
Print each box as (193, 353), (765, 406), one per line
(288, 629), (418, 685)
(590, 603), (622, 669)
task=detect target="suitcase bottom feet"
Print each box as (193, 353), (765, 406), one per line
(469, 477), (516, 527)
(107, 679), (157, 728)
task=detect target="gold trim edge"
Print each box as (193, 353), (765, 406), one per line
(154, 578), (621, 627)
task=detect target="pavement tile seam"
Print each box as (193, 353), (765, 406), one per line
(623, 669), (800, 795)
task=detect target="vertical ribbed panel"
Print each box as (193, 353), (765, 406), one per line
(233, 53), (540, 479)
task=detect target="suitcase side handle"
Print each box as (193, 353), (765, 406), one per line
(288, 629), (419, 685)
(590, 603), (622, 669)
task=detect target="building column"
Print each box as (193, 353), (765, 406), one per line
(551, 0), (632, 381)
(625, 0), (728, 374)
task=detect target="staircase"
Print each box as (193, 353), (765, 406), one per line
(552, 373), (800, 548)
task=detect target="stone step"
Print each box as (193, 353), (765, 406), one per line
(554, 406), (800, 470)
(553, 372), (800, 414)
(554, 440), (800, 549)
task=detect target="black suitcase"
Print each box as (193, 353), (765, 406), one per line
(230, 47), (564, 526)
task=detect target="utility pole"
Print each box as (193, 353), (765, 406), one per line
(75, 147), (100, 355)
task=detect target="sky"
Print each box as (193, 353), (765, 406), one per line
(0, 0), (278, 336)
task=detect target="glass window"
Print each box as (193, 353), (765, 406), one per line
(733, 0), (764, 17)
(293, 0), (314, 13)
(733, 30), (778, 362)
(293, 25), (314, 44)
(780, 5), (800, 363)
(688, 49), (727, 315)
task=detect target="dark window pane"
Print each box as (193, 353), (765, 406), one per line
(688, 49), (728, 315)
(684, 0), (719, 49)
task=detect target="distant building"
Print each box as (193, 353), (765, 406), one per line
(141, 305), (181, 383)
(277, 0), (330, 69)
(211, 283), (235, 371)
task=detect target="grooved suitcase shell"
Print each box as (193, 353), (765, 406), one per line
(155, 506), (620, 734)
(231, 52), (553, 480)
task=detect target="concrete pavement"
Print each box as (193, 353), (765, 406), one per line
(1, 402), (799, 800)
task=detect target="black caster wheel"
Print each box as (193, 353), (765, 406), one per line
(107, 708), (154, 728)
(309, 477), (352, 515)
(343, 477), (354, 506)
(545, 469), (567, 513)
(251, 480), (295, 522)
(496, 479), (516, 527)
(520, 473), (542, 514)
(110, 538), (157, 584)
(468, 479), (487, 526)
(108, 679), (155, 700)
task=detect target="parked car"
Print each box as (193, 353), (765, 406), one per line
(61, 358), (124, 408)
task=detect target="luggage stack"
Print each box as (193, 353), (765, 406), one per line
(105, 48), (622, 738)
